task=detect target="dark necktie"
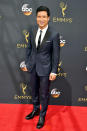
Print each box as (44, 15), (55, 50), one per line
(37, 30), (42, 50)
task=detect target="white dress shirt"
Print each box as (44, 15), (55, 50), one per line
(35, 25), (48, 47)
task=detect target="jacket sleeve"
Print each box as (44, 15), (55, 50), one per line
(51, 33), (60, 74)
(25, 28), (32, 65)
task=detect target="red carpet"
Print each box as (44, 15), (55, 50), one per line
(0, 104), (87, 131)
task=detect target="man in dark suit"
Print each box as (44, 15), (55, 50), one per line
(25, 6), (60, 129)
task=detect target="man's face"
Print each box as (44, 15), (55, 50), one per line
(36, 11), (50, 29)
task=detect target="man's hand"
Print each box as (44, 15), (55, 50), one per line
(49, 73), (57, 81)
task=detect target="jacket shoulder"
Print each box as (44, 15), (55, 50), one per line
(49, 26), (60, 38)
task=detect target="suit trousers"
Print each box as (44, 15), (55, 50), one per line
(30, 66), (50, 117)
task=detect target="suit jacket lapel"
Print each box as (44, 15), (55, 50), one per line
(40, 26), (51, 49)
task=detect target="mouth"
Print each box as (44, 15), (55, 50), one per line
(39, 21), (44, 25)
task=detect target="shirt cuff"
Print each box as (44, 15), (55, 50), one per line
(51, 72), (57, 76)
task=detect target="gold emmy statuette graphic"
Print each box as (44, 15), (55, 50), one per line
(23, 30), (29, 43)
(58, 61), (62, 72)
(20, 83), (27, 95)
(60, 2), (67, 17)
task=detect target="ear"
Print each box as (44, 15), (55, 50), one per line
(48, 16), (50, 21)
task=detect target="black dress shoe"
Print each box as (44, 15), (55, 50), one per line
(36, 116), (45, 129)
(25, 109), (40, 120)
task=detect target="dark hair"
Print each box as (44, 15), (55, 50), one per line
(36, 6), (50, 16)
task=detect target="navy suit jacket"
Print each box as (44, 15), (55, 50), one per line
(25, 25), (60, 76)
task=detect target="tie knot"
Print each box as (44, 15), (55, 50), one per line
(40, 30), (42, 34)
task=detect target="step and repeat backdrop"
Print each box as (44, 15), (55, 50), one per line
(0, 0), (87, 106)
